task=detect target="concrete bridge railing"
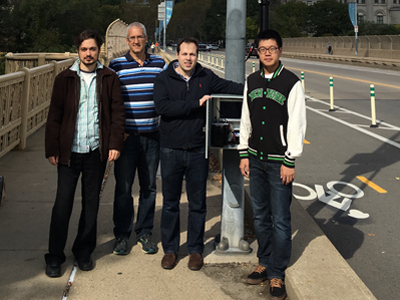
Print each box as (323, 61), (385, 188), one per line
(283, 35), (400, 59)
(0, 59), (74, 158)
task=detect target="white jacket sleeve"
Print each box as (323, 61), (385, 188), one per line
(238, 81), (252, 159)
(285, 80), (307, 162)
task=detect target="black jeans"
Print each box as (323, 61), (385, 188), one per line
(45, 149), (107, 264)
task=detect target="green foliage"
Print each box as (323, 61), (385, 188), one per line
(307, 0), (352, 36)
(167, 0), (211, 41)
(272, 1), (308, 37)
(246, 17), (259, 41)
(355, 21), (400, 35)
(0, 53), (6, 75)
(202, 0), (226, 42)
(2, 0), (400, 55)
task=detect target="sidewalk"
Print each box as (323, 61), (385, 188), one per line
(0, 127), (263, 300)
(0, 125), (377, 299)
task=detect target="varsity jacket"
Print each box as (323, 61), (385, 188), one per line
(238, 62), (306, 168)
(154, 60), (243, 149)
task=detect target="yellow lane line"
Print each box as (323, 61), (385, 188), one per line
(304, 139), (310, 144)
(356, 176), (387, 193)
(288, 66), (400, 90)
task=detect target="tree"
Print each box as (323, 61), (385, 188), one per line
(355, 21), (400, 35)
(167, 0), (211, 42)
(202, 0), (226, 42)
(307, 0), (352, 36)
(272, 0), (308, 37)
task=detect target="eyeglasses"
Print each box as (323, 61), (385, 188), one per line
(257, 46), (280, 55)
(127, 35), (146, 42)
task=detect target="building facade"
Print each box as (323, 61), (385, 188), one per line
(301, 0), (400, 25)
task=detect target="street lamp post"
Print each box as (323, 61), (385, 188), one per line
(259, 0), (270, 31)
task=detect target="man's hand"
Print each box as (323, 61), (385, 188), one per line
(108, 150), (120, 161)
(239, 158), (250, 178)
(48, 156), (59, 166)
(280, 165), (295, 185)
(199, 95), (212, 106)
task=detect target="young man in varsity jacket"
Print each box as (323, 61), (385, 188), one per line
(238, 29), (307, 300)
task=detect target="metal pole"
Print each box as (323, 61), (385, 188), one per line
(259, 0), (270, 31)
(225, 0), (246, 84)
(259, 0), (270, 69)
(163, 1), (166, 52)
(215, 0), (249, 255)
(355, 2), (358, 56)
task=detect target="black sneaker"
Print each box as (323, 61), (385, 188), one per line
(246, 264), (268, 284)
(269, 278), (286, 299)
(137, 234), (158, 254)
(113, 237), (128, 255)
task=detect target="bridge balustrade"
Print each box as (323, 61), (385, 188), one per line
(0, 59), (74, 158)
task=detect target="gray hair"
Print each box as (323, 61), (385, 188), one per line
(126, 22), (147, 37)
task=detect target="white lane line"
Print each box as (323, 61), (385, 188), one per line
(307, 96), (400, 130)
(306, 98), (400, 150)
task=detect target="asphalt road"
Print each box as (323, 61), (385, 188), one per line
(196, 51), (400, 300)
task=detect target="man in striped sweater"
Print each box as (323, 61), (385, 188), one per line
(109, 22), (167, 256)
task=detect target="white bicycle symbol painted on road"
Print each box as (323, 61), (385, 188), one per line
(293, 181), (370, 220)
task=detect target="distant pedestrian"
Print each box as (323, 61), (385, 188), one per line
(239, 29), (306, 299)
(155, 41), (159, 53)
(108, 22), (167, 256)
(44, 30), (125, 278)
(151, 42), (155, 54)
(327, 43), (332, 55)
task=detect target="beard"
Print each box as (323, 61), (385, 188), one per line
(81, 56), (98, 67)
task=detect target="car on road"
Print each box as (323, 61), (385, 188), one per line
(207, 44), (219, 50)
(199, 43), (210, 52)
(246, 43), (258, 57)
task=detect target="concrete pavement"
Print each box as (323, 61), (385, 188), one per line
(0, 120), (377, 298)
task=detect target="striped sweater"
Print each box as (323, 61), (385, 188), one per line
(109, 52), (167, 133)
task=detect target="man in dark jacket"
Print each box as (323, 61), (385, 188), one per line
(154, 37), (243, 271)
(44, 30), (125, 278)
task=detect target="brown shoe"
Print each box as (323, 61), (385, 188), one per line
(188, 253), (203, 271)
(161, 253), (177, 270)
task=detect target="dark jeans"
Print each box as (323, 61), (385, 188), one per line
(160, 146), (208, 254)
(249, 155), (293, 280)
(113, 132), (159, 240)
(45, 149), (107, 265)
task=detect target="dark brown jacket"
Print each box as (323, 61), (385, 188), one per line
(45, 65), (125, 165)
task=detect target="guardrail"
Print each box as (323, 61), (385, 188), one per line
(5, 52), (78, 74)
(283, 51), (400, 69)
(0, 59), (75, 158)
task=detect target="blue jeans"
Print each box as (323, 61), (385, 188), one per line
(249, 155), (292, 280)
(113, 132), (159, 239)
(160, 146), (208, 254)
